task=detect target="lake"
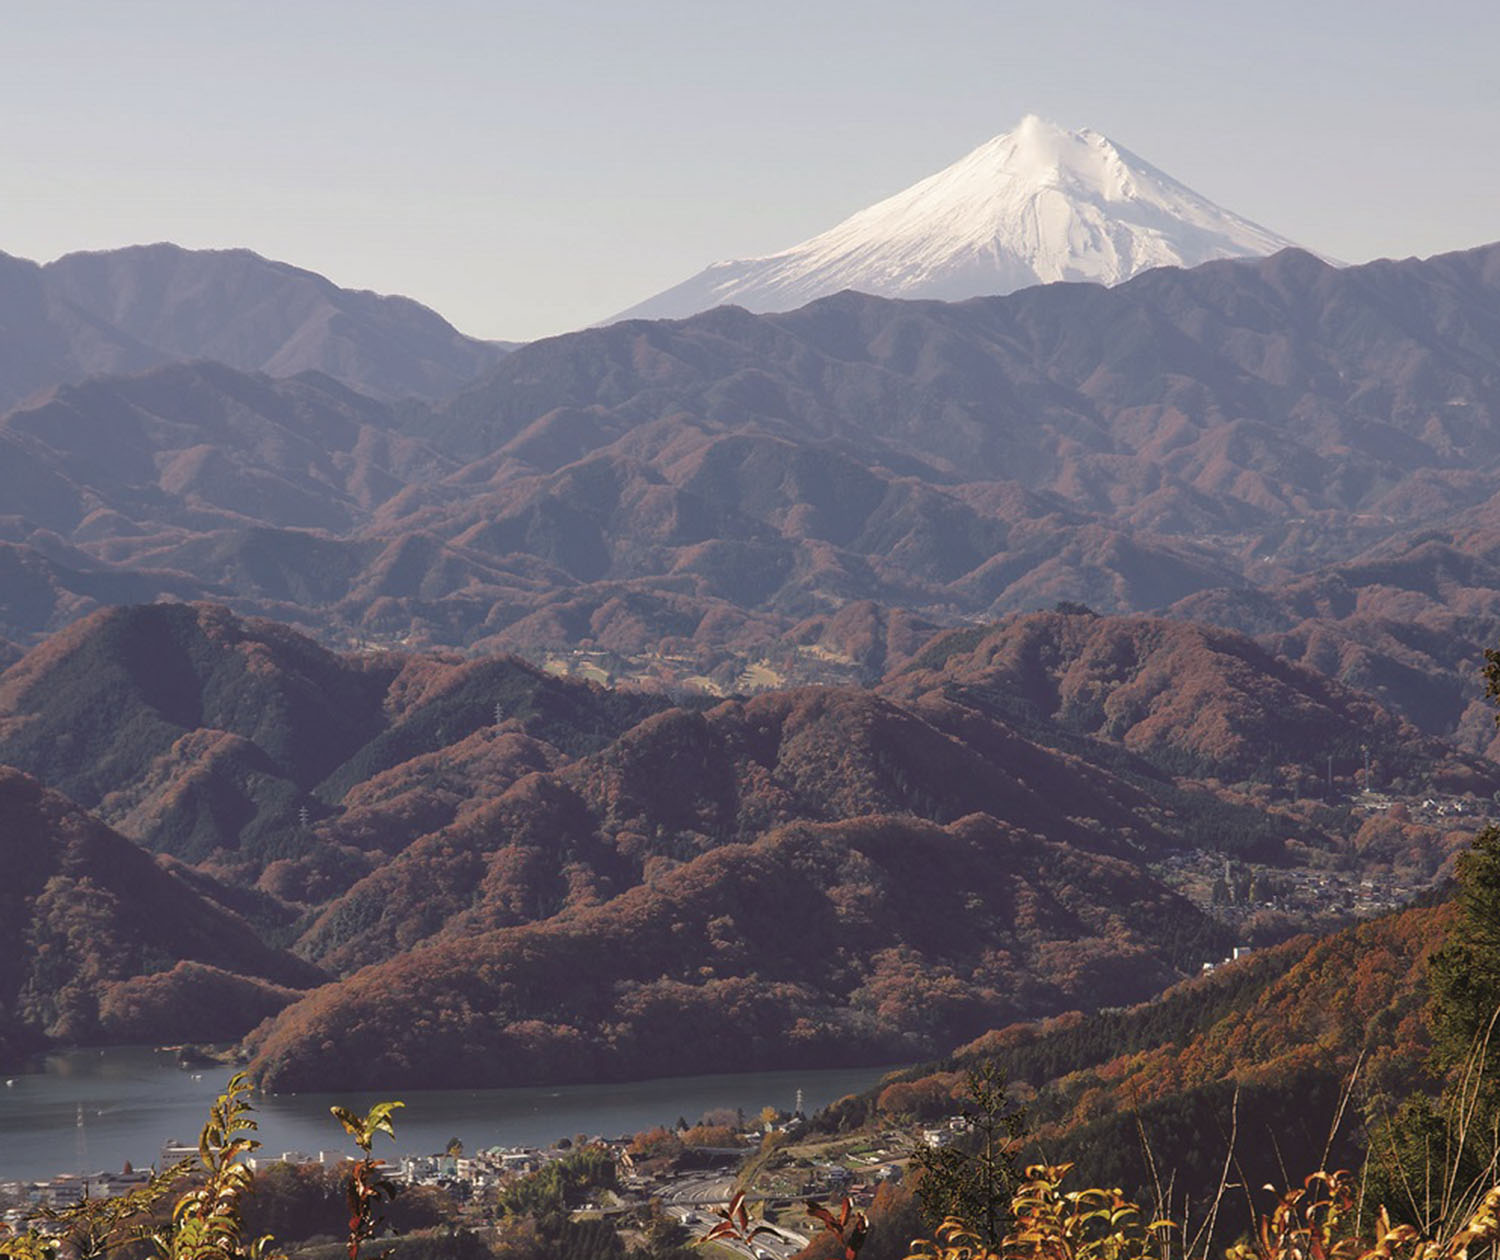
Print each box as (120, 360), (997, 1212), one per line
(0, 1047), (895, 1181)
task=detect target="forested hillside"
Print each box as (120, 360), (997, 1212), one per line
(818, 895), (1447, 1207)
(0, 601), (1487, 1087)
(0, 766), (319, 1062)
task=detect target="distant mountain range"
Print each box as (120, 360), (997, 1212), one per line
(615, 115), (1305, 320)
(6, 242), (1500, 755)
(0, 242), (509, 410)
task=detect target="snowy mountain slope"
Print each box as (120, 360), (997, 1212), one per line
(615, 115), (1306, 321)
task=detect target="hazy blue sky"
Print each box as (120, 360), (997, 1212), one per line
(6, 0), (1497, 341)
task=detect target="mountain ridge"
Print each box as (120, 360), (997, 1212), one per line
(0, 764), (320, 1054)
(6, 244), (1500, 754)
(0, 242), (510, 410)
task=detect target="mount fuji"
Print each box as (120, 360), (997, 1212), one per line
(614, 115), (1307, 321)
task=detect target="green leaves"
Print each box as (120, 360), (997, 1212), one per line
(164, 1073), (280, 1260)
(330, 1101), (405, 1155)
(913, 1064), (1028, 1250)
(329, 1101), (404, 1260)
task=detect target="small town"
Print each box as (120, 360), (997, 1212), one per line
(0, 1099), (953, 1260)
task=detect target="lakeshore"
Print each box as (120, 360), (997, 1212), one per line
(0, 1046), (894, 1183)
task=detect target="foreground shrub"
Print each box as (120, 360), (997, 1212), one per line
(900, 1164), (1500, 1260)
(0, 1076), (404, 1260)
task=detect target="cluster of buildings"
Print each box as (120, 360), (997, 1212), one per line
(0, 1139), (570, 1225)
(919, 1116), (974, 1149)
(1155, 847), (1443, 925)
(1, 1165), (155, 1223)
(3, 1099), (928, 1243)
(393, 1146), (554, 1194)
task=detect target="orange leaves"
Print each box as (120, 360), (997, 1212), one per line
(1220, 1168), (1500, 1260)
(696, 1194), (865, 1260)
(682, 1123), (741, 1149)
(908, 1165), (1169, 1260)
(698, 1192), (789, 1251)
(805, 1197), (869, 1260)
(906, 1218), (1000, 1260)
(1226, 1170), (1364, 1260)
(627, 1126), (684, 1160)
(877, 1075), (962, 1120)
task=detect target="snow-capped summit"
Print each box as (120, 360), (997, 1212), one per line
(613, 115), (1304, 321)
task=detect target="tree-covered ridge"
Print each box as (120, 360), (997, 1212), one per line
(0, 601), (1484, 1078)
(0, 603), (659, 883)
(244, 809), (1211, 1090)
(885, 610), (1489, 792)
(814, 895), (1447, 1209)
(0, 602), (394, 835)
(0, 766), (318, 1058)
(292, 677), (1216, 975)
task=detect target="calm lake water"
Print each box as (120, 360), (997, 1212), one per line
(0, 1047), (895, 1182)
